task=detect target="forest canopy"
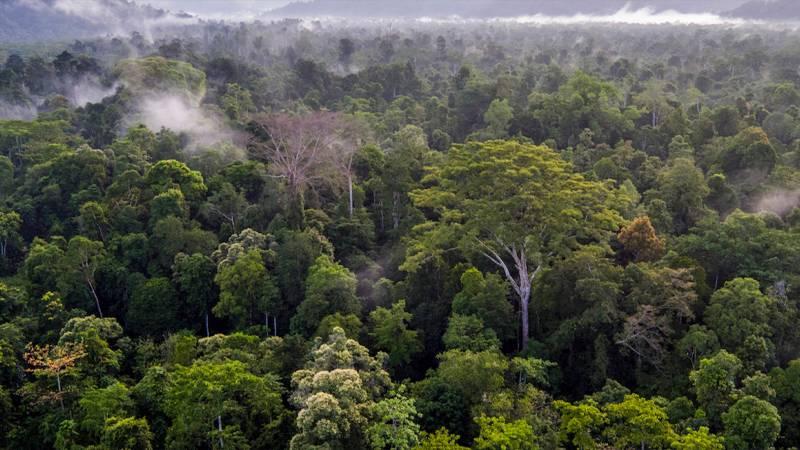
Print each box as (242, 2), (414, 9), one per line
(2, 8), (800, 450)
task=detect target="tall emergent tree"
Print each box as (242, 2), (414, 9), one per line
(251, 112), (359, 227)
(405, 141), (621, 350)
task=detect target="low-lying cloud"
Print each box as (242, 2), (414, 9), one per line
(0, 102), (38, 120)
(65, 76), (119, 107)
(127, 94), (241, 150)
(418, 5), (751, 26)
(755, 189), (800, 216)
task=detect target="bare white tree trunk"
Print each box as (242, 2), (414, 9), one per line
(86, 278), (103, 318)
(478, 239), (542, 352)
(347, 174), (354, 218)
(217, 415), (224, 448)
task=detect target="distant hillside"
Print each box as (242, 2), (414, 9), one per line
(266, 0), (750, 18)
(0, 0), (192, 43)
(725, 0), (800, 20)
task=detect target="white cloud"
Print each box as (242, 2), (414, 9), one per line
(418, 4), (752, 26)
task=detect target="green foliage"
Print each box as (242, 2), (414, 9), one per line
(165, 360), (287, 449)
(703, 278), (774, 371)
(115, 57), (206, 100)
(443, 314), (501, 352)
(127, 277), (179, 337)
(690, 351), (742, 426)
(367, 391), (421, 450)
(213, 249), (279, 330)
(413, 428), (468, 450)
(77, 381), (133, 439)
(291, 255), (360, 336)
(4, 18), (800, 450)
(671, 427), (724, 450)
(290, 327), (391, 450)
(603, 394), (677, 449)
(554, 399), (606, 449)
(451, 268), (515, 342)
(369, 300), (421, 369)
(100, 416), (154, 450)
(435, 350), (508, 406)
(473, 416), (537, 450)
(722, 396), (781, 450)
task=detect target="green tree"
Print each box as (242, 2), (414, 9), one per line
(435, 350), (509, 406)
(405, 141), (621, 351)
(100, 416), (154, 450)
(367, 391), (421, 450)
(413, 428), (468, 450)
(149, 188), (188, 226)
(554, 399), (607, 450)
(769, 359), (800, 446)
(603, 394), (677, 449)
(172, 253), (218, 337)
(58, 316), (124, 379)
(443, 314), (501, 352)
(290, 327), (391, 450)
(690, 350), (742, 426)
(165, 360), (287, 450)
(213, 249), (279, 331)
(127, 278), (180, 337)
(0, 156), (12, 199)
(656, 158), (709, 233)
(473, 416), (537, 450)
(704, 278), (774, 370)
(221, 84), (255, 122)
(369, 300), (422, 370)
(77, 201), (110, 243)
(722, 396), (780, 450)
(670, 427), (724, 450)
(291, 255), (360, 336)
(451, 268), (515, 342)
(483, 99), (513, 139)
(634, 80), (672, 128)
(61, 236), (105, 317)
(77, 381), (134, 440)
(145, 160), (207, 204)
(0, 210), (21, 265)
(316, 313), (362, 340)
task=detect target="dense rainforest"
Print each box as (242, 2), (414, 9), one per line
(2, 16), (800, 450)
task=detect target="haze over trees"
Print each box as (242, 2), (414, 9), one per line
(3, 1), (800, 449)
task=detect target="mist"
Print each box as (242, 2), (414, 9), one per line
(0, 102), (37, 120)
(126, 94), (241, 150)
(416, 5), (750, 26)
(755, 189), (800, 216)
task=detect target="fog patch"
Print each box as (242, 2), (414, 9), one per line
(418, 5), (752, 26)
(64, 76), (119, 107)
(0, 101), (37, 120)
(126, 94), (240, 150)
(754, 189), (800, 216)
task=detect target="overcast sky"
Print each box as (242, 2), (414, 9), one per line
(145, 0), (294, 18)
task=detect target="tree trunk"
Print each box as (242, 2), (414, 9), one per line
(478, 240), (539, 353)
(217, 415), (224, 448)
(56, 372), (64, 411)
(519, 284), (531, 352)
(86, 278), (103, 318)
(347, 175), (354, 218)
(205, 312), (210, 338)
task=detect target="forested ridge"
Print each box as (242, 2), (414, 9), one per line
(2, 18), (800, 450)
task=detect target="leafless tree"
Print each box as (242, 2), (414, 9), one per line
(250, 111), (364, 219)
